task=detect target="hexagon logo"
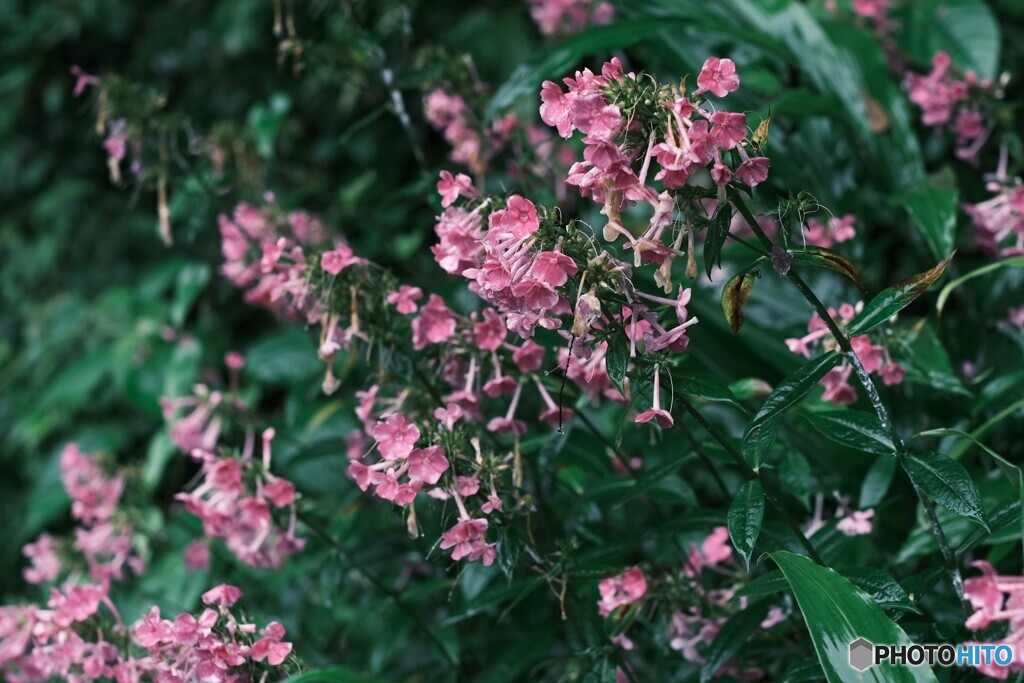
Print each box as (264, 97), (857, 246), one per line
(849, 638), (874, 672)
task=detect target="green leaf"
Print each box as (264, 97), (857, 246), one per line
(803, 410), (895, 455)
(605, 334), (628, 397)
(899, 182), (958, 262)
(791, 246), (866, 294)
(734, 569), (788, 598)
(700, 598), (771, 682)
(742, 416), (779, 468)
(771, 551), (939, 683)
(728, 479), (765, 572)
(841, 567), (921, 615)
(704, 203), (733, 279)
(779, 660), (827, 683)
(747, 351), (843, 433)
(246, 328), (322, 385)
(847, 253), (954, 336)
(935, 256), (1024, 316)
(670, 369), (745, 412)
(488, 18), (693, 118)
(780, 450), (813, 509)
(283, 666), (390, 683)
(902, 451), (988, 530)
(898, 0), (1000, 79)
(860, 455), (899, 508)
(916, 428), (1023, 563)
(722, 262), (762, 333)
(170, 262), (210, 327)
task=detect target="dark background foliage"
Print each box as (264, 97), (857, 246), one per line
(2, 0), (1023, 680)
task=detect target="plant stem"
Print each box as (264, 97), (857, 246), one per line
(300, 512), (458, 667)
(676, 395), (824, 565)
(728, 189), (964, 598)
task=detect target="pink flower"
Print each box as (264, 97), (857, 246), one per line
(514, 340), (546, 372)
(736, 157), (770, 186)
(821, 365), (857, 406)
(540, 80), (574, 137)
(371, 413), (420, 460)
(202, 584), (243, 607)
(412, 294), (457, 350)
(440, 518), (491, 563)
(490, 195), (541, 239)
(880, 362), (905, 386)
(70, 65), (99, 97)
(836, 508), (875, 536)
(407, 446), (450, 485)
(387, 285), (423, 314)
(964, 561), (1004, 630)
(702, 526), (733, 566)
(635, 367), (674, 429)
(437, 170), (477, 207)
(598, 567), (647, 617)
(184, 539), (211, 571)
(473, 309), (506, 350)
(697, 57), (740, 97)
(710, 111), (747, 149)
(321, 244), (362, 275)
(263, 476), (296, 507)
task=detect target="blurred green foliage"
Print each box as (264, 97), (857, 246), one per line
(2, 0), (1024, 680)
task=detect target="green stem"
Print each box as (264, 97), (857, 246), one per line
(300, 512), (458, 667)
(728, 189), (964, 599)
(677, 395), (824, 565)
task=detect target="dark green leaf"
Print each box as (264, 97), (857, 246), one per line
(734, 569), (788, 598)
(170, 262), (210, 327)
(780, 450), (813, 509)
(899, 182), (958, 262)
(671, 369), (745, 412)
(847, 253), (954, 336)
(728, 480), (765, 572)
(700, 598), (772, 683)
(605, 334), (628, 397)
(246, 328), (322, 385)
(748, 352), (843, 433)
(742, 416), (779, 468)
(841, 567), (921, 615)
(704, 203), (733, 279)
(902, 451), (988, 530)
(283, 666), (391, 683)
(803, 410), (895, 455)
(898, 0), (1000, 79)
(771, 551), (938, 683)
(859, 455), (899, 509)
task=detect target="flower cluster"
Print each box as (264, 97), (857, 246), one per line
(173, 425), (304, 569)
(135, 584), (294, 679)
(964, 183), (1024, 259)
(424, 88), (518, 177)
(22, 444), (144, 586)
(905, 51), (993, 162)
(527, 0), (614, 37)
(597, 567), (647, 654)
(802, 213), (856, 249)
(0, 581), (296, 682)
(785, 302), (904, 406)
(963, 561), (1024, 679)
(218, 197), (334, 320)
(666, 527), (786, 679)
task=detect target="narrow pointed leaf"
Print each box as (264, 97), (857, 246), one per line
(847, 253), (954, 336)
(803, 410), (895, 455)
(700, 598), (771, 682)
(936, 256), (1024, 316)
(704, 203), (733, 279)
(901, 451), (988, 530)
(671, 369), (746, 413)
(899, 182), (958, 262)
(772, 551), (939, 683)
(748, 352), (842, 433)
(728, 480), (765, 572)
